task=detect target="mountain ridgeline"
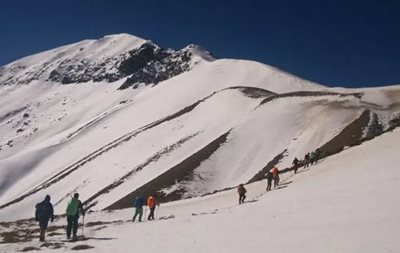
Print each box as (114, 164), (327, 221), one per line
(0, 34), (215, 89)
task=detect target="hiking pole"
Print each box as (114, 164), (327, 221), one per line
(81, 215), (85, 237)
(25, 228), (35, 241)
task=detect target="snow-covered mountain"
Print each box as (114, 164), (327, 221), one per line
(0, 33), (214, 88)
(0, 33), (400, 225)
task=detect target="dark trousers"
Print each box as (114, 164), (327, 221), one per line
(132, 207), (143, 222)
(67, 215), (79, 238)
(39, 218), (49, 230)
(148, 207), (155, 220)
(239, 194), (246, 204)
(274, 175), (280, 188)
(38, 218), (49, 241)
(266, 179), (272, 191)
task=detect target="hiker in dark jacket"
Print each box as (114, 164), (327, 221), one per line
(292, 157), (300, 174)
(266, 171), (273, 191)
(66, 193), (85, 241)
(315, 149), (321, 163)
(304, 153), (310, 168)
(35, 195), (54, 242)
(132, 195), (145, 222)
(310, 151), (317, 165)
(237, 184), (247, 204)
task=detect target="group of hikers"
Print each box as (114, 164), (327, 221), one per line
(237, 149), (323, 204)
(237, 166), (280, 204)
(34, 150), (323, 241)
(292, 149), (321, 174)
(132, 194), (159, 222)
(301, 149), (322, 169)
(35, 192), (159, 242)
(35, 193), (84, 242)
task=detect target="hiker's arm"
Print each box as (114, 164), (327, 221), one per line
(50, 205), (54, 222)
(35, 204), (39, 221)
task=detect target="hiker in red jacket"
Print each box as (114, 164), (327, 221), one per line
(147, 194), (157, 221)
(237, 184), (247, 204)
(272, 167), (280, 188)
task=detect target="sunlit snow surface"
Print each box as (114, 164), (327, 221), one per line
(1, 128), (399, 252)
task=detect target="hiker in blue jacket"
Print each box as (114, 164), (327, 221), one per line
(35, 195), (54, 241)
(132, 195), (145, 222)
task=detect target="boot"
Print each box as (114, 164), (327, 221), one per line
(39, 230), (45, 242)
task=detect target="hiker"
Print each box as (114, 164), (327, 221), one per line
(66, 193), (85, 241)
(304, 153), (310, 168)
(292, 157), (300, 174)
(310, 151), (317, 165)
(266, 171), (273, 191)
(315, 148), (321, 163)
(147, 194), (157, 221)
(237, 184), (247, 204)
(35, 195), (54, 242)
(272, 167), (280, 188)
(132, 195), (145, 222)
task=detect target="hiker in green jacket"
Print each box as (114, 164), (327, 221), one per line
(66, 193), (85, 241)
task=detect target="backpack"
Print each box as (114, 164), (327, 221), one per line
(134, 197), (144, 208)
(35, 202), (49, 219)
(238, 185), (246, 195)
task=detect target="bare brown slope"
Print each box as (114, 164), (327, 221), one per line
(259, 91), (363, 106)
(247, 151), (286, 183)
(105, 131), (231, 210)
(318, 109), (371, 156)
(82, 133), (198, 209)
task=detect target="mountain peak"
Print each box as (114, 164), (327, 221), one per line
(103, 33), (141, 38)
(0, 33), (149, 85)
(101, 33), (148, 43)
(0, 34), (216, 87)
(182, 44), (216, 62)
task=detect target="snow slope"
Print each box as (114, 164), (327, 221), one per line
(0, 33), (400, 224)
(1, 127), (399, 253)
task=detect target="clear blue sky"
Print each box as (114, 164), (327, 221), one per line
(1, 0), (399, 87)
